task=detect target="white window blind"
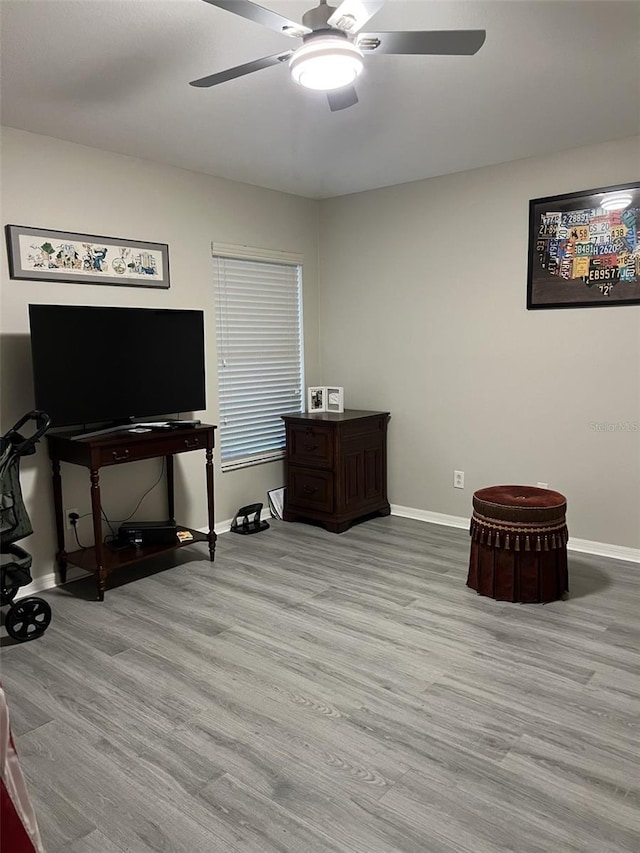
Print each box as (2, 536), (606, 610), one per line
(213, 245), (304, 471)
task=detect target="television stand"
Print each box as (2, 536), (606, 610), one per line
(47, 423), (217, 601)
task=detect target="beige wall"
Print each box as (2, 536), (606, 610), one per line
(1, 128), (638, 589)
(0, 127), (320, 581)
(318, 137), (640, 549)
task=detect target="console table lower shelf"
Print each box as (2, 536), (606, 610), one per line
(63, 526), (210, 576)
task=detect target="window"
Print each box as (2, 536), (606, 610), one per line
(213, 243), (304, 471)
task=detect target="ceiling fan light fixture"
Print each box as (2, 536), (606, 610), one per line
(290, 38), (364, 91)
(600, 192), (633, 212)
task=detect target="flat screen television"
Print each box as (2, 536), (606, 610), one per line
(28, 304), (206, 429)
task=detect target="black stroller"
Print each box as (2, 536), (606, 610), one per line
(1, 411), (53, 642)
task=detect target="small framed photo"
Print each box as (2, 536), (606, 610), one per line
(326, 386), (344, 413)
(307, 386), (326, 412)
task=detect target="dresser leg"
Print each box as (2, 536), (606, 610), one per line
(325, 520), (352, 534)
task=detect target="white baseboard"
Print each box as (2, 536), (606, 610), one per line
(390, 504), (470, 530)
(390, 504), (640, 564)
(561, 537), (640, 564)
(18, 565), (92, 597)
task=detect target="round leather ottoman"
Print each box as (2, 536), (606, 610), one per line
(467, 485), (568, 603)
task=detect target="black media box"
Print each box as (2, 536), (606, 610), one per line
(118, 519), (177, 547)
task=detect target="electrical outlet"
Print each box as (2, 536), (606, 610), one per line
(453, 470), (465, 489)
(65, 508), (79, 531)
(537, 482), (549, 489)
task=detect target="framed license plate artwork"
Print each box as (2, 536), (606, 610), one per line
(527, 182), (640, 309)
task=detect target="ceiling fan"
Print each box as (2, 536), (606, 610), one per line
(190, 0), (486, 111)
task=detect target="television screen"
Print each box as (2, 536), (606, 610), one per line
(28, 304), (206, 428)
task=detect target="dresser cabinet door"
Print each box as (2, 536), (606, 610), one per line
(341, 439), (385, 511)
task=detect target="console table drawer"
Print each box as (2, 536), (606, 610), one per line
(50, 431), (209, 467)
(100, 434), (205, 466)
(287, 467), (334, 512)
(287, 424), (334, 469)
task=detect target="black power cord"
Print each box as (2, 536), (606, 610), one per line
(68, 513), (87, 550)
(67, 459), (166, 549)
(107, 458), (166, 527)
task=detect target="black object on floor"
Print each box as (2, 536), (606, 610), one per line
(231, 503), (270, 535)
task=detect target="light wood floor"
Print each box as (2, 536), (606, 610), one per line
(1, 516), (638, 853)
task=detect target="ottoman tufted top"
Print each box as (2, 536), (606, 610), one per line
(475, 485), (565, 509)
(473, 485), (567, 525)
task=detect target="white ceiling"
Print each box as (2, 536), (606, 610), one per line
(1, 0), (638, 199)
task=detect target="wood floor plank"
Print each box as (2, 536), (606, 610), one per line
(498, 750), (640, 850)
(505, 732), (639, 803)
(17, 719), (244, 853)
(1, 515), (638, 853)
(199, 773), (355, 853)
(379, 764), (618, 853)
(68, 829), (131, 853)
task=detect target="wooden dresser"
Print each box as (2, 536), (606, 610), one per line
(281, 410), (390, 533)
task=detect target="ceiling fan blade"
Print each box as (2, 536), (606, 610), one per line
(357, 30), (486, 55)
(199, 0), (310, 37)
(327, 0), (385, 35)
(327, 86), (359, 111)
(189, 50), (293, 87)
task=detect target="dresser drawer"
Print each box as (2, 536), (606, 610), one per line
(287, 467), (334, 513)
(287, 424), (334, 469)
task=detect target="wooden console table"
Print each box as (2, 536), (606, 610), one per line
(47, 424), (217, 601)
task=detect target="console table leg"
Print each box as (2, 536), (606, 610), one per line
(166, 454), (175, 520)
(97, 570), (107, 602)
(51, 457), (68, 583)
(57, 557), (68, 585)
(205, 446), (217, 561)
(90, 469), (106, 601)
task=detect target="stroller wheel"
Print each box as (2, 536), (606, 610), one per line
(5, 597), (52, 642)
(0, 586), (19, 606)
